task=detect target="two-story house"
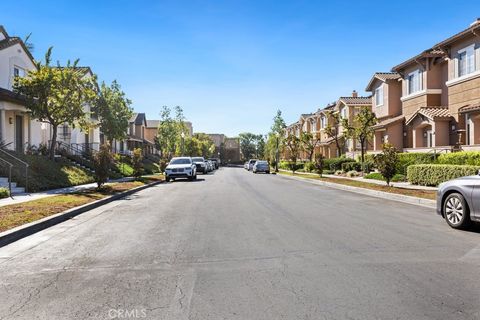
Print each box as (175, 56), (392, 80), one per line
(366, 72), (404, 151)
(56, 67), (102, 154)
(0, 25), (46, 152)
(433, 18), (480, 149)
(392, 48), (452, 150)
(334, 91), (373, 158)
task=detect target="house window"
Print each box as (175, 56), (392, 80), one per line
(407, 70), (421, 95)
(457, 45), (475, 77)
(340, 107), (347, 119)
(13, 66), (25, 78)
(320, 116), (327, 129)
(375, 85), (384, 106)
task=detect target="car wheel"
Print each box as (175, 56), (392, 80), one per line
(266, 171), (270, 174)
(165, 176), (170, 182)
(188, 176), (194, 181)
(194, 174), (197, 180)
(443, 193), (470, 229)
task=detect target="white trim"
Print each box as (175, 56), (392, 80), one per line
(446, 69), (480, 87)
(400, 89), (442, 102)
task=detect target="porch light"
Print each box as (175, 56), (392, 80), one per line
(423, 132), (427, 138)
(8, 117), (13, 124)
(403, 132), (407, 137)
(451, 125), (456, 131)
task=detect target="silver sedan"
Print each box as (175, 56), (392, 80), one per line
(436, 173), (480, 229)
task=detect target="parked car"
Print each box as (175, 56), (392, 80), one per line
(208, 158), (220, 169)
(208, 160), (215, 171)
(437, 173), (480, 229)
(192, 157), (208, 174)
(253, 160), (270, 174)
(247, 159), (258, 171)
(204, 160), (213, 172)
(164, 157), (197, 182)
(244, 161), (249, 170)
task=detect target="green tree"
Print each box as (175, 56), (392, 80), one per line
(14, 47), (97, 159)
(314, 153), (325, 177)
(373, 143), (398, 186)
(324, 111), (345, 157)
(271, 109), (287, 135)
(342, 107), (377, 163)
(96, 80), (133, 148)
(156, 106), (188, 159)
(300, 131), (321, 161)
(193, 133), (215, 158)
(239, 132), (258, 160)
(93, 143), (113, 188)
(285, 134), (301, 173)
(132, 148), (143, 178)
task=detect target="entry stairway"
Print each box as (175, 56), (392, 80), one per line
(0, 176), (25, 194)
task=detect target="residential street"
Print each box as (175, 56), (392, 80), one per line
(1, 167), (479, 320)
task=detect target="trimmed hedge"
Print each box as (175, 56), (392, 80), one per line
(279, 161), (304, 171)
(304, 162), (315, 173)
(364, 172), (406, 182)
(407, 164), (480, 186)
(437, 151), (480, 166)
(324, 157), (356, 171)
(342, 162), (361, 172)
(0, 187), (9, 199)
(364, 152), (437, 175)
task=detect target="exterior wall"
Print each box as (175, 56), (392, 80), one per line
(144, 127), (157, 143)
(402, 95), (428, 118)
(448, 76), (480, 121)
(434, 121), (450, 146)
(0, 43), (35, 90)
(372, 79), (402, 119)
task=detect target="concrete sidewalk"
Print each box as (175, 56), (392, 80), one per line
(0, 177), (134, 208)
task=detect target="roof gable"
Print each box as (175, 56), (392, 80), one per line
(365, 72), (401, 92)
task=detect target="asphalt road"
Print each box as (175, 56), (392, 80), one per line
(1, 167), (480, 320)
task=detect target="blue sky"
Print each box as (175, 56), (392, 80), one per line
(1, 1), (479, 136)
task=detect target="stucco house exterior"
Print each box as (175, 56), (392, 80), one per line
(0, 25), (46, 152)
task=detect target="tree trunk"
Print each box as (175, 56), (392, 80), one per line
(360, 138), (365, 164)
(49, 125), (58, 161)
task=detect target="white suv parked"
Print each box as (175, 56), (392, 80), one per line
(165, 157), (197, 182)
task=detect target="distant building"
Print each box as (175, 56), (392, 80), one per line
(204, 133), (241, 163)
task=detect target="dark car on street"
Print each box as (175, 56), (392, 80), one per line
(253, 160), (270, 174)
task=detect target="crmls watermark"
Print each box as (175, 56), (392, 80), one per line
(108, 308), (147, 319)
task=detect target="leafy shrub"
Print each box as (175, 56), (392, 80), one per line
(334, 170), (343, 175)
(407, 164), (480, 186)
(396, 153), (437, 175)
(314, 153), (325, 176)
(304, 162), (316, 173)
(93, 144), (113, 188)
(324, 157), (356, 171)
(0, 187), (9, 199)
(132, 148), (143, 178)
(346, 170), (359, 177)
(437, 151), (480, 166)
(373, 143), (398, 185)
(364, 172), (406, 182)
(279, 161), (304, 171)
(342, 162), (361, 172)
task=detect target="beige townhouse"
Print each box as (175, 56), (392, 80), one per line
(432, 18), (480, 150)
(366, 72), (404, 151)
(391, 47), (452, 151)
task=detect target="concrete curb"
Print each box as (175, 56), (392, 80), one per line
(0, 180), (163, 248)
(277, 173), (436, 209)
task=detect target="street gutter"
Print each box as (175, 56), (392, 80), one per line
(0, 180), (163, 248)
(277, 173), (436, 209)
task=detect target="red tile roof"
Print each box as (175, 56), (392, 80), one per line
(405, 107), (452, 125)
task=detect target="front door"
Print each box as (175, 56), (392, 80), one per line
(426, 130), (433, 147)
(15, 115), (23, 153)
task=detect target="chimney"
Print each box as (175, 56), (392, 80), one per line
(470, 18), (480, 27)
(352, 90), (358, 98)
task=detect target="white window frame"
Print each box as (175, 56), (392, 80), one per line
(457, 44), (475, 78)
(320, 115), (327, 129)
(340, 107), (347, 119)
(13, 66), (25, 78)
(407, 69), (422, 95)
(375, 85), (384, 107)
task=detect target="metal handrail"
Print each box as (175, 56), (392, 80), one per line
(0, 148), (28, 193)
(0, 157), (13, 197)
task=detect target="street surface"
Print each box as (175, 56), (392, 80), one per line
(0, 167), (479, 319)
